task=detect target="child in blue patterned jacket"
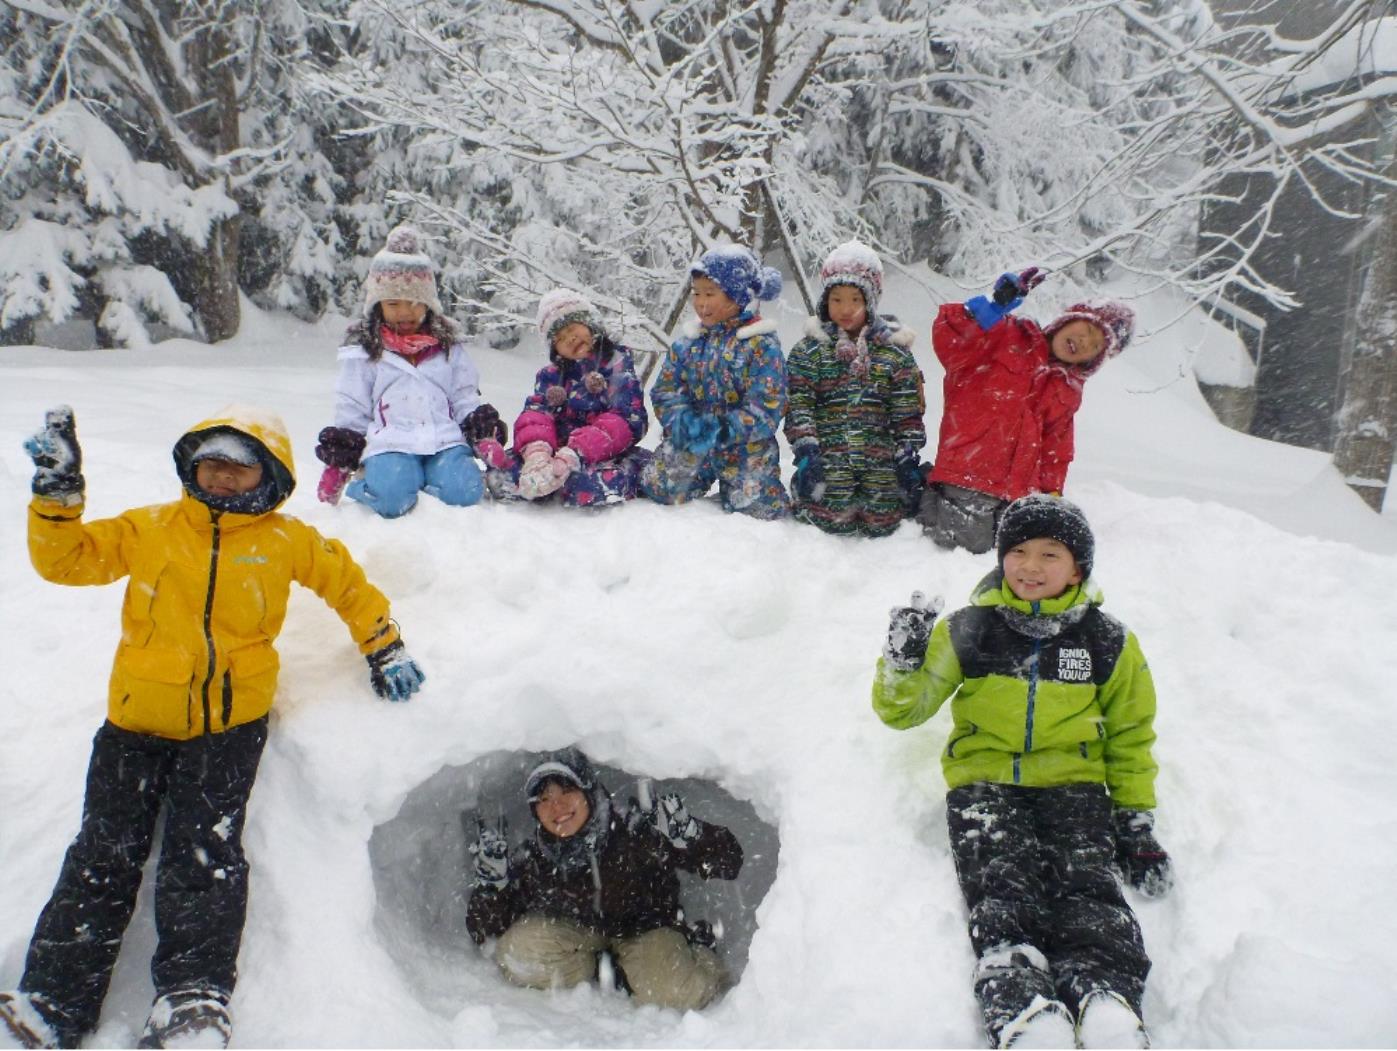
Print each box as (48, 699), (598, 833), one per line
(640, 245), (789, 519)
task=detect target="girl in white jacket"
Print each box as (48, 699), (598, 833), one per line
(314, 225), (504, 517)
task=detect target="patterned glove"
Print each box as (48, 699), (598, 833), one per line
(650, 792), (701, 850)
(1113, 809), (1174, 898)
(792, 445), (826, 502)
(315, 426), (365, 469)
(366, 641), (425, 702)
(883, 591), (944, 671)
(517, 441), (566, 500)
(23, 406), (84, 504)
(468, 815), (511, 892)
(463, 403), (507, 445)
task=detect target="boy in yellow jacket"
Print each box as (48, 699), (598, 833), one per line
(0, 406), (424, 1050)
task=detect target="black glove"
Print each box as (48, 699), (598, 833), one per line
(1113, 808), (1174, 898)
(315, 426), (366, 469)
(883, 591), (944, 671)
(792, 445), (826, 502)
(366, 640), (425, 702)
(991, 266), (1046, 307)
(23, 406), (84, 503)
(895, 453), (925, 507)
(463, 403), (507, 445)
(468, 815), (511, 892)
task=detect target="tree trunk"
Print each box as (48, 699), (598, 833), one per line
(1332, 178), (1397, 512)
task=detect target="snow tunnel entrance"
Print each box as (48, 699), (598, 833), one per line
(368, 750), (779, 1013)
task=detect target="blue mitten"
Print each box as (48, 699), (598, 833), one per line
(966, 267), (1044, 330)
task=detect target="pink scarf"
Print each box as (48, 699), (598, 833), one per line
(380, 325), (442, 366)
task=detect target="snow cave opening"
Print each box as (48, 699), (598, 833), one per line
(368, 750), (780, 1011)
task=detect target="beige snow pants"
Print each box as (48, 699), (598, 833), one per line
(494, 913), (724, 1011)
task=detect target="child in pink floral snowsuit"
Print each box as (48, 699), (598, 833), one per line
(477, 290), (649, 507)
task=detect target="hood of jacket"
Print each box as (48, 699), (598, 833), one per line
(172, 405), (297, 518)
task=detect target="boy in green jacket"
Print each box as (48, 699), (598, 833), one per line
(872, 495), (1172, 1049)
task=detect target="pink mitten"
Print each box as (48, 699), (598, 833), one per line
(317, 465), (351, 504)
(552, 447), (581, 477)
(473, 437), (510, 470)
(518, 441), (566, 500)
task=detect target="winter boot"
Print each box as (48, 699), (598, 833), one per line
(0, 993), (64, 1050)
(1076, 989), (1149, 1049)
(996, 996), (1076, 1049)
(136, 989), (232, 1050)
(974, 945), (1064, 1048)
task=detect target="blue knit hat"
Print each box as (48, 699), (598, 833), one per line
(690, 245), (783, 310)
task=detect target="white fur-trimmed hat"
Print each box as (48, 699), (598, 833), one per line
(536, 288), (601, 347)
(362, 224), (443, 316)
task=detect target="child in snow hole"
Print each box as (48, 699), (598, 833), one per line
(785, 241), (927, 537)
(1, 406), (424, 1050)
(314, 224), (505, 518)
(475, 289), (650, 507)
(872, 495), (1172, 1049)
(465, 748), (742, 1012)
(918, 267), (1134, 552)
(640, 245), (790, 519)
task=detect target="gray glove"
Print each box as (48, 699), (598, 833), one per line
(1113, 808), (1174, 898)
(468, 815), (510, 892)
(883, 591), (944, 671)
(650, 792), (701, 850)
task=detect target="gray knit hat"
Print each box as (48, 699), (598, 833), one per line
(996, 494), (1095, 579)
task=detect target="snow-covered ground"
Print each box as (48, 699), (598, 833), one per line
(3, 273), (1396, 1048)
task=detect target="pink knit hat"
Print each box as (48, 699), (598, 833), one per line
(1044, 300), (1135, 370)
(536, 288), (601, 347)
(362, 225), (443, 316)
(818, 241), (883, 322)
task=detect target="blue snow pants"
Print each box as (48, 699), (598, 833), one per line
(640, 437), (789, 519)
(345, 446), (484, 518)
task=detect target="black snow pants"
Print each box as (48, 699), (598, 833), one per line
(946, 781), (1149, 1045)
(916, 483), (1008, 554)
(20, 717), (268, 1044)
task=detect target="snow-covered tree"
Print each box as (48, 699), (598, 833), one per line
(0, 0), (353, 345)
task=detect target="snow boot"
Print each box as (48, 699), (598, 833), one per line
(0, 993), (63, 1050)
(136, 989), (232, 1050)
(975, 945), (1068, 1048)
(996, 996), (1077, 1049)
(1076, 989), (1149, 1049)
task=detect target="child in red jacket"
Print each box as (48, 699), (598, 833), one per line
(917, 268), (1134, 552)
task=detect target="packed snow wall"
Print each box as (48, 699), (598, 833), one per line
(368, 750), (779, 1012)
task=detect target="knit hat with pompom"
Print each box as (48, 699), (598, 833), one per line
(691, 245), (783, 311)
(536, 288), (603, 350)
(363, 224), (443, 317)
(817, 241), (883, 323)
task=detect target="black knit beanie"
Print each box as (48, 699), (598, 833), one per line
(996, 495), (1095, 580)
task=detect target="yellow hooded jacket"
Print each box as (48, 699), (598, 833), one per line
(27, 408), (400, 741)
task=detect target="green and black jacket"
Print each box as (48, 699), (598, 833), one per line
(872, 572), (1158, 809)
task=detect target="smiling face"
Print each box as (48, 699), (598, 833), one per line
(1049, 319), (1107, 366)
(1002, 537), (1082, 602)
(533, 781), (591, 839)
(826, 284), (868, 336)
(380, 299), (429, 335)
(195, 457), (264, 498)
(552, 321), (596, 362)
(691, 275), (742, 327)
